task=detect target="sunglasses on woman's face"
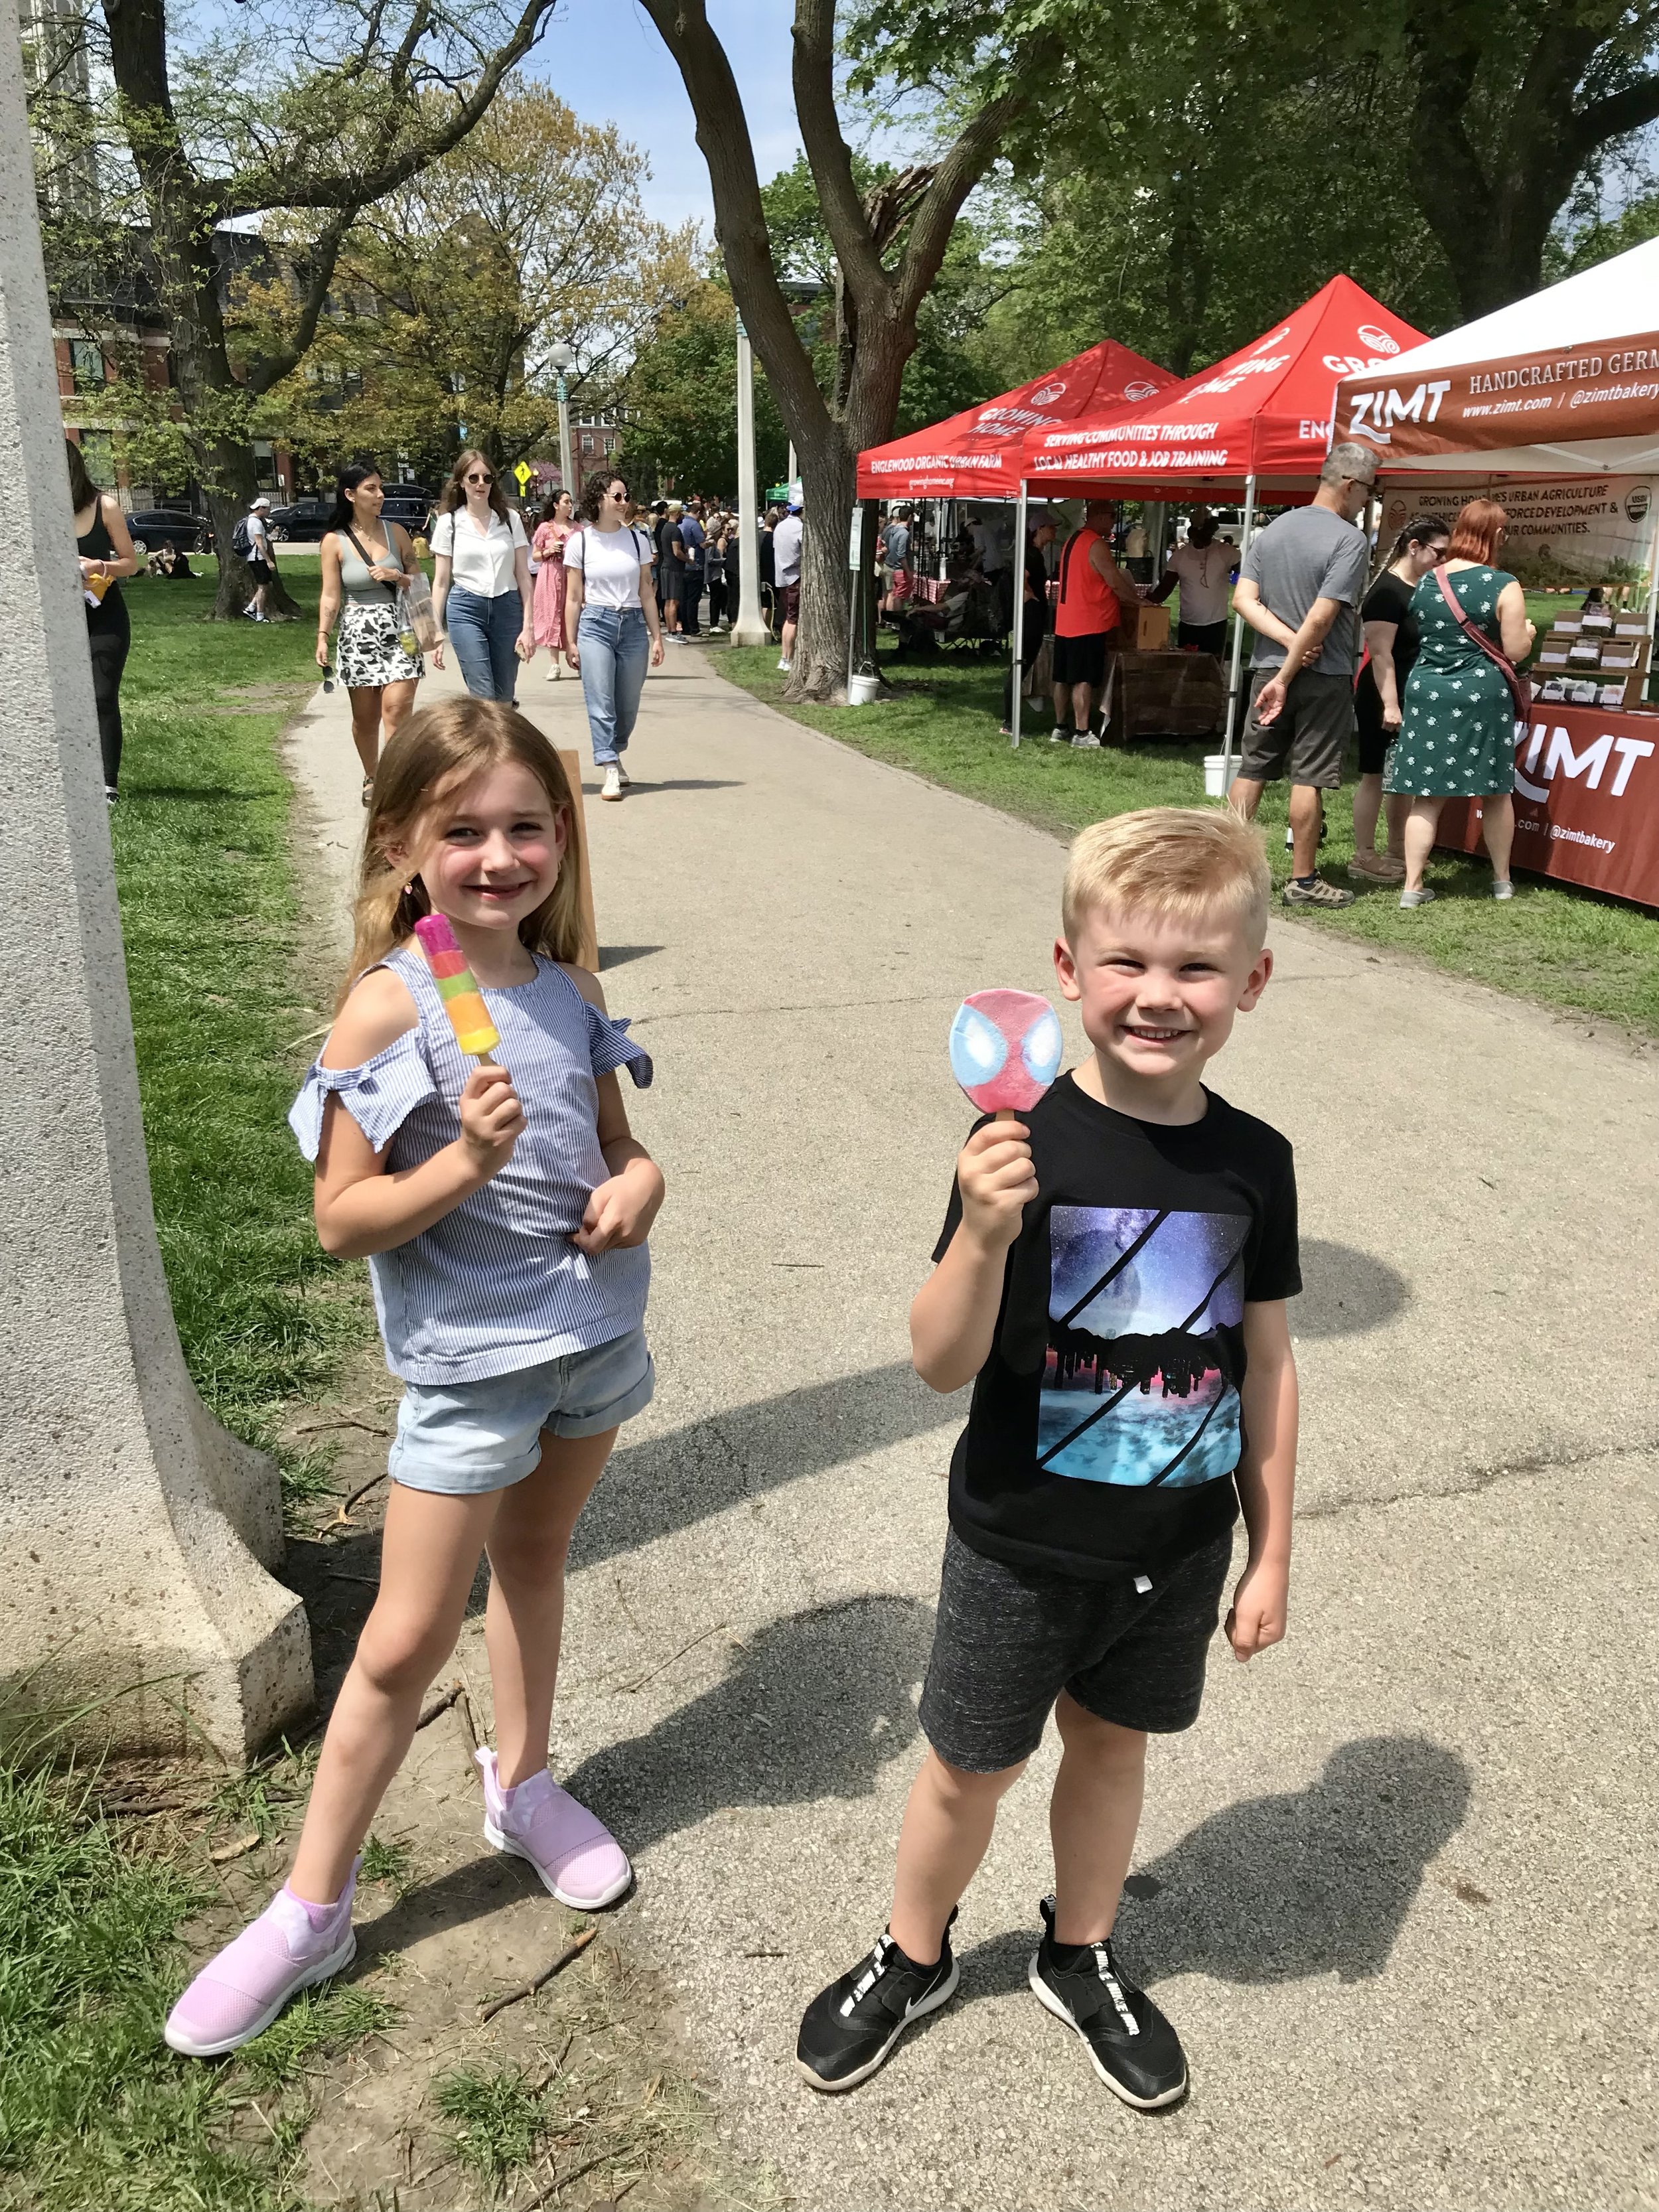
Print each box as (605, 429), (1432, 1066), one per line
(467, 471), (493, 485)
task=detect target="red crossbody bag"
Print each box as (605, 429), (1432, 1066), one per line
(1435, 565), (1532, 718)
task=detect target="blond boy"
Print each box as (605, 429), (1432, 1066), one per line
(798, 808), (1299, 2106)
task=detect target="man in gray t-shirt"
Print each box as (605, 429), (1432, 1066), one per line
(1230, 440), (1377, 909)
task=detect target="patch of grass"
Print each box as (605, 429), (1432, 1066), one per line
(357, 1832), (414, 1895)
(236, 1983), (397, 2095)
(718, 642), (1659, 1035)
(113, 575), (368, 1461)
(0, 1755), (294, 2210)
(433, 2063), (552, 2195)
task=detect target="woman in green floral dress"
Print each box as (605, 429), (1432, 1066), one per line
(1386, 498), (1535, 909)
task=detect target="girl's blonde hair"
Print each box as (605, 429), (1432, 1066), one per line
(342, 698), (585, 1004)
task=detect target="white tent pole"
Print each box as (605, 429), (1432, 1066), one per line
(1220, 473), (1258, 790)
(1011, 480), (1028, 747)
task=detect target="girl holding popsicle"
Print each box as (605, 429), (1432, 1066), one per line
(165, 697), (664, 2058)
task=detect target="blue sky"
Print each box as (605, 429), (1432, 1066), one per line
(526, 1), (807, 241)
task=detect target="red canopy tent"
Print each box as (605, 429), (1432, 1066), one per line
(1011, 275), (1429, 756)
(856, 338), (1173, 503)
(1018, 275), (1427, 499)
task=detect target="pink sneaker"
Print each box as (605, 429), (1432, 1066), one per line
(163, 1860), (359, 2057)
(477, 1748), (632, 1909)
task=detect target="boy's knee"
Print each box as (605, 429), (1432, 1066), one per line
(1054, 1692), (1146, 1765)
(926, 1747), (1027, 1805)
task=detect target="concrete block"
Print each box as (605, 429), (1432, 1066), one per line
(0, 29), (313, 1762)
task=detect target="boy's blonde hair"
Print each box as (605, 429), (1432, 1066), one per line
(342, 698), (586, 1005)
(1062, 807), (1270, 950)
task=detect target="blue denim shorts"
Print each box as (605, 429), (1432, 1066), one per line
(388, 1327), (654, 1495)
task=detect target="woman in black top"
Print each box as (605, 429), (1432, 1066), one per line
(1351, 512), (1449, 884)
(68, 438), (140, 802)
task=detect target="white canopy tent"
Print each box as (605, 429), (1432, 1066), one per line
(1336, 236), (1659, 477)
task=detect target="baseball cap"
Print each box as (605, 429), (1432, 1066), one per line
(252, 495), (271, 510)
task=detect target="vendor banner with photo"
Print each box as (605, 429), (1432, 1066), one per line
(1376, 475), (1657, 593)
(1436, 704), (1659, 905)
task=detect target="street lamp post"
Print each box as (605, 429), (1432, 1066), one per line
(731, 309), (769, 646)
(549, 340), (575, 499)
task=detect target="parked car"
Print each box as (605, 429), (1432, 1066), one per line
(266, 497), (334, 543)
(125, 508), (208, 556)
(380, 482), (433, 532)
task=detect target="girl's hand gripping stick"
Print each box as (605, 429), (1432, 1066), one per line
(949, 989), (1062, 1119)
(413, 913), (501, 1062)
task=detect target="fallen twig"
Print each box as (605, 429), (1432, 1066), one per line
(480, 1927), (596, 2024)
(328, 1570), (382, 1588)
(414, 1682), (463, 1731)
(455, 1683), (482, 1763)
(518, 2144), (613, 2209)
(295, 1414), (392, 1439)
(98, 1795), (194, 1818)
(624, 1622), (726, 1694)
(320, 1469), (391, 1532)
(527, 2029), (577, 2095)
(209, 1830), (262, 1864)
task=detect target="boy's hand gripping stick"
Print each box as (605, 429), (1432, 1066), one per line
(413, 913), (502, 1062)
(948, 989), (1062, 1120)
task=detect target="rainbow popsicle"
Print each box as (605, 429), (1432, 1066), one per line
(413, 913), (501, 1060)
(949, 989), (1062, 1116)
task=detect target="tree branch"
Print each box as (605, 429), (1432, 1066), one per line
(246, 209), (350, 396)
(1571, 66), (1659, 161)
(791, 0), (889, 308)
(894, 66), (1039, 322)
(214, 0), (556, 221)
(636, 0), (832, 452)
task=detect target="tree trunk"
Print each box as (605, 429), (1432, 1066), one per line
(790, 427), (855, 701)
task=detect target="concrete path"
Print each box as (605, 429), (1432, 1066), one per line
(287, 646), (1659, 2210)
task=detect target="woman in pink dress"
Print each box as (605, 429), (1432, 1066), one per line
(532, 490), (575, 678)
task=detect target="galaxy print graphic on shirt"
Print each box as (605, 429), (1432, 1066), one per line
(1039, 1206), (1248, 1488)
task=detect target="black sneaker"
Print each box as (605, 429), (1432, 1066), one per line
(1029, 1896), (1187, 2109)
(796, 1913), (959, 2092)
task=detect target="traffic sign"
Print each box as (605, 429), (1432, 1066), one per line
(514, 461), (534, 494)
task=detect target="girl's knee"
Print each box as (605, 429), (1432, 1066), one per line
(354, 1608), (457, 1698)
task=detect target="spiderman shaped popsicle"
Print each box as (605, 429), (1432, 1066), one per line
(948, 989), (1063, 1118)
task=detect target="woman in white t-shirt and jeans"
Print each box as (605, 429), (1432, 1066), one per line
(564, 471), (664, 800)
(430, 449), (536, 700)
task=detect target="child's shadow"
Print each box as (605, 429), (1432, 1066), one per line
(361, 1594), (934, 1956)
(959, 1734), (1471, 2000)
(562, 1593), (935, 1859)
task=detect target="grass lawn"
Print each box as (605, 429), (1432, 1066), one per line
(113, 575), (364, 1483)
(0, 575), (382, 2211)
(718, 642), (1659, 1037)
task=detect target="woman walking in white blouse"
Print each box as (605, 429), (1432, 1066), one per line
(430, 449), (536, 700)
(564, 470), (663, 801)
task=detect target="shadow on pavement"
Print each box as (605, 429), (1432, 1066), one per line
(563, 1594), (934, 1860)
(570, 1361), (960, 1570)
(1294, 1239), (1411, 1337)
(957, 1733), (1470, 2002)
(597, 944), (665, 970)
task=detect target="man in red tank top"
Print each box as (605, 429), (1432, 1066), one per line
(1050, 502), (1136, 746)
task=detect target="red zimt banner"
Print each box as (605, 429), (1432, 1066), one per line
(1436, 703), (1659, 905)
(1342, 333), (1659, 459)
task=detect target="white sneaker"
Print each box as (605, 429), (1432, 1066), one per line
(1070, 731), (1102, 749)
(615, 760), (630, 788)
(778, 657), (792, 672)
(601, 765), (623, 801)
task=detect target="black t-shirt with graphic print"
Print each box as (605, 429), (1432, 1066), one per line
(934, 1073), (1300, 1582)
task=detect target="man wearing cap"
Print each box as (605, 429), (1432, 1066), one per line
(773, 497), (803, 673)
(242, 494), (276, 622)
